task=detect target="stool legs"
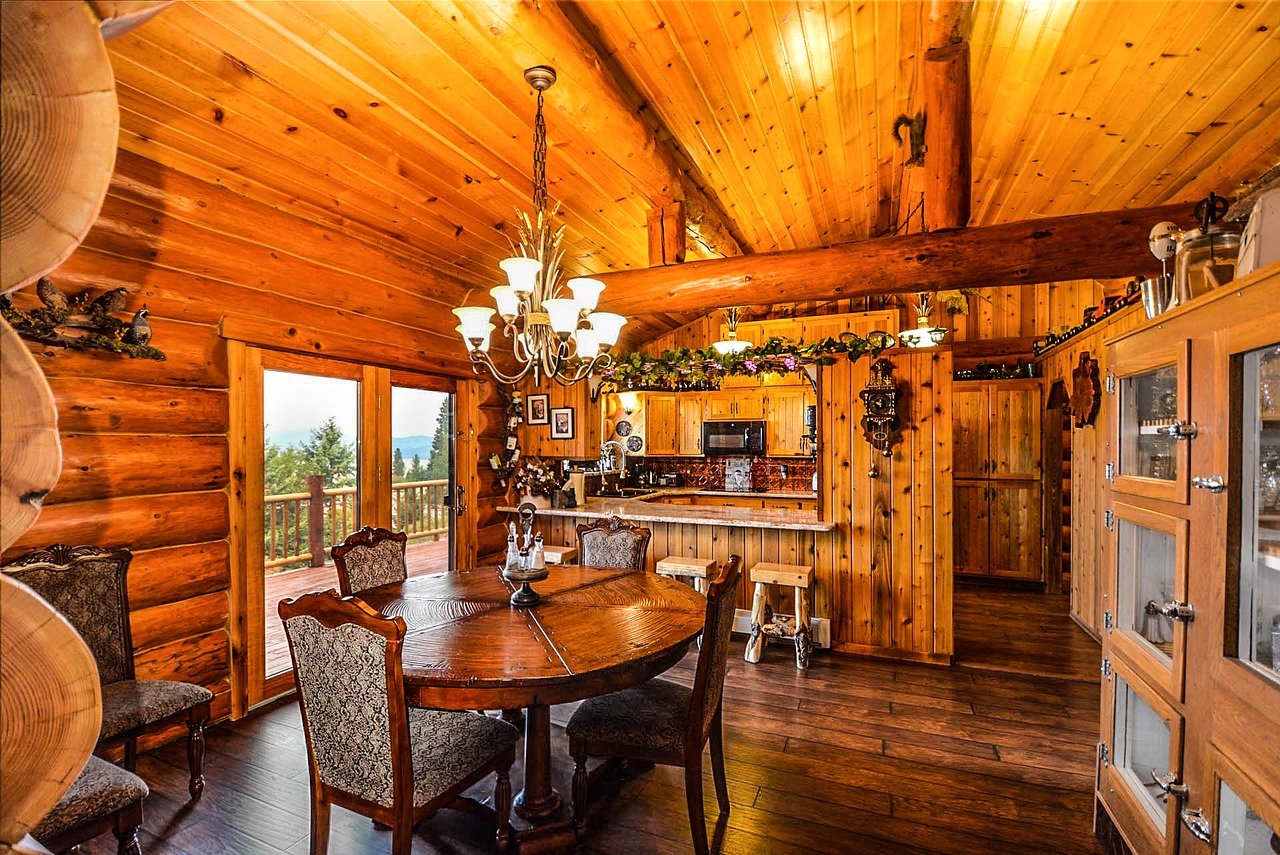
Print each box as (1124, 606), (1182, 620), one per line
(794, 585), (812, 670)
(744, 581), (767, 663)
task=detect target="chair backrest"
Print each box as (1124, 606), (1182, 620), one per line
(332, 526), (409, 596)
(3, 544), (134, 684)
(686, 556), (742, 748)
(575, 517), (652, 570)
(279, 590), (411, 810)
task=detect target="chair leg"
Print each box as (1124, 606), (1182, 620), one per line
(571, 747), (589, 835)
(494, 755), (513, 850)
(310, 796), (331, 855)
(187, 701), (210, 800)
(390, 819), (414, 855)
(684, 756), (709, 855)
(709, 709), (730, 815)
(122, 736), (138, 772)
(113, 799), (143, 855)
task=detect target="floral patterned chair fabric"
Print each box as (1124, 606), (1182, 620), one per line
(575, 517), (652, 570)
(566, 557), (742, 855)
(3, 544), (212, 801)
(279, 590), (517, 852)
(332, 526), (409, 596)
(32, 755), (148, 855)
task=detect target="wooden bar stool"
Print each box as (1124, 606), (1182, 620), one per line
(655, 555), (716, 594)
(744, 562), (815, 669)
(543, 545), (577, 565)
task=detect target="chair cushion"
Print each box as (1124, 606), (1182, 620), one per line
(565, 678), (690, 756)
(99, 679), (213, 740)
(33, 755), (148, 840)
(408, 709), (519, 808)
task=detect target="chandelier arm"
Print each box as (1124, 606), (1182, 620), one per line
(467, 348), (533, 387)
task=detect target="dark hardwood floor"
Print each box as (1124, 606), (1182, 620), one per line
(77, 586), (1103, 855)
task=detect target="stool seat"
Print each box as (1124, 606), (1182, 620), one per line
(543, 545), (577, 565)
(744, 561), (815, 670)
(656, 556), (716, 595)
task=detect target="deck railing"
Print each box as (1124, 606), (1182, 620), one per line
(263, 477), (448, 571)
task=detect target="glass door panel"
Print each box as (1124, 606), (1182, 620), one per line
(1238, 344), (1280, 680)
(1217, 779), (1279, 855)
(1101, 665), (1181, 853)
(390, 385), (454, 577)
(262, 369), (361, 678)
(1114, 673), (1174, 825)
(1119, 364), (1180, 483)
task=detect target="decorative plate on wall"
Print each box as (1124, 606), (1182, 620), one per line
(614, 420), (632, 437)
(626, 435), (644, 453)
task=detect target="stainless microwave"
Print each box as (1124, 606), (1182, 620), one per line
(702, 420), (766, 456)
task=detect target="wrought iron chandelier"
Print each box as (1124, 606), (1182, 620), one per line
(452, 66), (626, 387)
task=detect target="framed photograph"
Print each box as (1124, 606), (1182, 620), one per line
(549, 407), (575, 440)
(526, 394), (549, 425)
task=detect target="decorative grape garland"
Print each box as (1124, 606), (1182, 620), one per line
(597, 330), (896, 392)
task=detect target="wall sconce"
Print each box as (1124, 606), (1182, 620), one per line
(618, 391), (640, 415)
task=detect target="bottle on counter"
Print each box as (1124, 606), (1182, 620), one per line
(533, 533), (546, 571)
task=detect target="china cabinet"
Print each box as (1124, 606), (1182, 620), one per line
(1097, 264), (1279, 855)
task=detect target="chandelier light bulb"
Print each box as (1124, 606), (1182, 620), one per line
(573, 326), (600, 359)
(454, 322), (495, 353)
(499, 256), (541, 295)
(567, 277), (605, 313)
(587, 312), (626, 347)
(542, 298), (581, 336)
(489, 285), (520, 319)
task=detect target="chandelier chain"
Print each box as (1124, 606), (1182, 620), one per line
(533, 90), (548, 217)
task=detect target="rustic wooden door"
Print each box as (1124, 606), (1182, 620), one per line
(952, 384), (989, 478)
(953, 482), (990, 575)
(989, 381), (1043, 479)
(987, 480), (1043, 580)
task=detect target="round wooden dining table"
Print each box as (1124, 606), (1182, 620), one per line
(358, 564), (707, 849)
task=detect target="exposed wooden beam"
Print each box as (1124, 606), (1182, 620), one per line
(596, 203), (1197, 318)
(646, 202), (686, 266)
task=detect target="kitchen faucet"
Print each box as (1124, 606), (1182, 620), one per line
(600, 440), (627, 482)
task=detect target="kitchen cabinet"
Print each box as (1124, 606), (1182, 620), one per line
(643, 393), (677, 456)
(677, 395), (704, 456)
(704, 390), (763, 420)
(952, 379), (1043, 581)
(1096, 266), (1279, 855)
(765, 385), (815, 457)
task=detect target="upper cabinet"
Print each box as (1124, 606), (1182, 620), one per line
(642, 393), (677, 456)
(704, 390), (764, 420)
(765, 385), (815, 457)
(676, 396), (704, 456)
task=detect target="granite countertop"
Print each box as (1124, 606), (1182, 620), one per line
(498, 488), (831, 532)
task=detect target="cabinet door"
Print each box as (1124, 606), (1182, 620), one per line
(1112, 339), (1191, 504)
(953, 385), (990, 479)
(705, 392), (736, 420)
(766, 387), (805, 456)
(801, 315), (850, 342)
(735, 393), (765, 421)
(989, 383), (1042, 479)
(1099, 662), (1184, 855)
(988, 481), (1043, 580)
(677, 395), (704, 456)
(1204, 753), (1280, 855)
(757, 318), (802, 342)
(953, 482), (990, 575)
(645, 393), (677, 455)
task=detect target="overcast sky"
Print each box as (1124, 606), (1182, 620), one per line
(263, 370), (446, 443)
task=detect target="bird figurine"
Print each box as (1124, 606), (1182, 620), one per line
(124, 308), (152, 346)
(88, 287), (128, 316)
(36, 277), (69, 311)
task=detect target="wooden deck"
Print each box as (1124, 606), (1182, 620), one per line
(80, 585), (1103, 855)
(264, 538), (451, 677)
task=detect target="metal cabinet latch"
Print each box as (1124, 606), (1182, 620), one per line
(1155, 420), (1198, 440)
(1151, 770), (1188, 800)
(1145, 599), (1195, 623)
(1180, 807), (1213, 844)
(1192, 475), (1225, 493)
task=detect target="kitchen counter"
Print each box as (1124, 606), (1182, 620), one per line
(498, 488), (831, 532)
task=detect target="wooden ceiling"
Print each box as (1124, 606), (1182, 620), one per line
(103, 0), (1280, 336)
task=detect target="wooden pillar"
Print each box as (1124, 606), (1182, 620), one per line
(923, 41), (971, 231)
(307, 475), (326, 567)
(647, 202), (687, 266)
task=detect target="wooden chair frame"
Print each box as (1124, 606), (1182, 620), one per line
(332, 525), (409, 596)
(279, 590), (514, 853)
(569, 556), (742, 855)
(38, 796), (144, 855)
(3, 543), (210, 799)
(574, 517), (653, 570)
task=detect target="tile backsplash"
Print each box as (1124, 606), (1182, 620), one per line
(637, 456), (816, 493)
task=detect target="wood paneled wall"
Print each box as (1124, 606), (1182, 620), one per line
(2, 150), (504, 722)
(1037, 305), (1147, 638)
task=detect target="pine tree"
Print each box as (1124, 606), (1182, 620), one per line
(300, 417), (356, 488)
(392, 447), (406, 481)
(405, 453), (427, 482)
(425, 408), (451, 479)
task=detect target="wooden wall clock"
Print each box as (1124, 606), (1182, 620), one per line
(859, 358), (901, 475)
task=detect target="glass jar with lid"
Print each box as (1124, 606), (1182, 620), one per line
(1169, 223), (1243, 308)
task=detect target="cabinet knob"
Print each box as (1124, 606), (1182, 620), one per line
(1150, 769), (1188, 800)
(1155, 420), (1198, 440)
(1144, 599), (1195, 623)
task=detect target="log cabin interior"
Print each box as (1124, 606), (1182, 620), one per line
(2, 1), (1280, 854)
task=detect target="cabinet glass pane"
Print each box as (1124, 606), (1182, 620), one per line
(1217, 780), (1279, 855)
(1238, 344), (1280, 678)
(1120, 365), (1179, 481)
(1113, 674), (1172, 826)
(1116, 520), (1177, 662)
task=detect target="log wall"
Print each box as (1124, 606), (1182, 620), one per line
(2, 151), (504, 723)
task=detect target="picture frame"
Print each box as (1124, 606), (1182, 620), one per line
(526, 394), (549, 425)
(549, 406), (575, 440)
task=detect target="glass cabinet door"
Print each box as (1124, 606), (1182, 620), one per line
(1238, 344), (1280, 681)
(1100, 665), (1183, 854)
(1110, 503), (1189, 701)
(1114, 341), (1191, 504)
(1216, 779), (1279, 855)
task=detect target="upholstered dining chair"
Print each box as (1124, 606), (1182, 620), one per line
(279, 590), (518, 854)
(566, 556), (742, 855)
(31, 756), (148, 855)
(4, 544), (213, 800)
(575, 517), (652, 570)
(332, 526), (409, 596)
